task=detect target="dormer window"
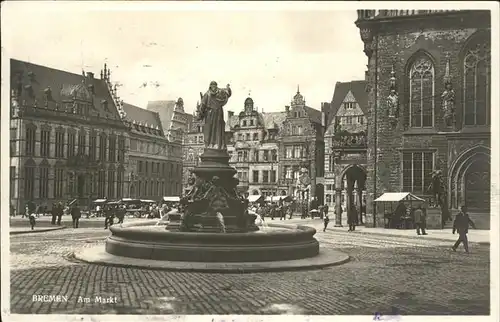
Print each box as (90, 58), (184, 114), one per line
(88, 84), (95, 95)
(243, 120), (247, 127)
(44, 87), (53, 101)
(101, 99), (109, 111)
(27, 71), (35, 81)
(294, 112), (298, 118)
(344, 102), (355, 109)
(250, 119), (254, 126)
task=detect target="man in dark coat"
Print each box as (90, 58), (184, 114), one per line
(71, 204), (81, 228)
(56, 202), (64, 225)
(413, 205), (428, 235)
(104, 206), (115, 229)
(347, 205), (357, 232)
(452, 205), (476, 253)
(51, 203), (58, 225)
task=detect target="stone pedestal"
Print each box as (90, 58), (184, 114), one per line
(181, 148), (258, 233)
(166, 211), (182, 231)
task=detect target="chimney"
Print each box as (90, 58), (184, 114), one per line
(285, 105), (290, 112)
(86, 72), (94, 79)
(227, 110), (234, 119)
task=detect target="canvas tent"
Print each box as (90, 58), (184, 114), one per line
(163, 196), (180, 202)
(374, 192), (425, 202)
(265, 196), (283, 202)
(247, 195), (263, 203)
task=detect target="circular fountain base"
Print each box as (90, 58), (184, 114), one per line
(74, 221), (350, 272)
(105, 221), (320, 262)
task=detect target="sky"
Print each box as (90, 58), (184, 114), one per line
(3, 3), (367, 115)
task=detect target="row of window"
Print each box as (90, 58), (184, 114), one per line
(337, 115), (365, 125)
(129, 138), (178, 156)
(249, 170), (277, 184)
(18, 166), (124, 200)
(233, 149), (278, 163)
(137, 160), (181, 177)
(285, 145), (307, 159)
(343, 102), (356, 110)
(132, 180), (180, 198)
(407, 43), (490, 128)
(18, 127), (125, 162)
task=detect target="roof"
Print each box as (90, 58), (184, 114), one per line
(147, 100), (176, 133)
(122, 102), (163, 130)
(247, 195), (263, 202)
(374, 192), (426, 202)
(304, 106), (322, 125)
(10, 58), (122, 121)
(327, 80), (368, 126)
(262, 112), (287, 130)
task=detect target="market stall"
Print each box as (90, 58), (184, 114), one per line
(374, 192), (426, 229)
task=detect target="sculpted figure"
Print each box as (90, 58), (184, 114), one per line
(441, 81), (456, 128)
(197, 81), (232, 150)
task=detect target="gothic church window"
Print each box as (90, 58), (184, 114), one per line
(463, 35), (490, 126)
(409, 55), (435, 128)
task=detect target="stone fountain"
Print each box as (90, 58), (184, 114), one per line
(78, 82), (348, 270)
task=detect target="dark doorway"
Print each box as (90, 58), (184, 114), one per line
(465, 160), (490, 211)
(77, 175), (85, 198)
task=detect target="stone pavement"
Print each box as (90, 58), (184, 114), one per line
(9, 227), (490, 315)
(279, 217), (491, 244)
(9, 215), (148, 229)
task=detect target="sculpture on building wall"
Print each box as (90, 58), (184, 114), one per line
(197, 81), (232, 150)
(387, 65), (399, 128)
(428, 169), (445, 208)
(295, 168), (311, 201)
(441, 54), (456, 129)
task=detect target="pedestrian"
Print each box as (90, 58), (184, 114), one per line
(347, 205), (357, 232)
(51, 203), (57, 225)
(324, 204), (329, 219)
(116, 205), (126, 224)
(56, 202), (63, 225)
(29, 212), (36, 230)
(71, 204), (81, 228)
(413, 205), (427, 235)
(104, 206), (115, 229)
(452, 205), (476, 253)
(323, 215), (330, 232)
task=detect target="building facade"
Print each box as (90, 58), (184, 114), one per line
(10, 60), (129, 211)
(356, 10), (491, 228)
(279, 88), (327, 204)
(122, 103), (183, 200)
(227, 97), (285, 197)
(182, 109), (205, 195)
(324, 81), (368, 225)
(147, 99), (192, 143)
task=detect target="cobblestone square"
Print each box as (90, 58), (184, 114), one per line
(9, 226), (490, 315)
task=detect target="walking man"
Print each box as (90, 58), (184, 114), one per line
(452, 205), (476, 253)
(71, 204), (81, 229)
(323, 215), (330, 232)
(414, 205), (428, 235)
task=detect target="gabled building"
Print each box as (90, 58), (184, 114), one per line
(182, 108), (205, 195)
(122, 103), (183, 200)
(356, 10), (491, 229)
(227, 97), (286, 197)
(147, 99), (191, 143)
(323, 80), (368, 226)
(279, 87), (327, 204)
(10, 59), (129, 211)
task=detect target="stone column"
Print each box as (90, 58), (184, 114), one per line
(346, 176), (355, 222)
(334, 188), (342, 227)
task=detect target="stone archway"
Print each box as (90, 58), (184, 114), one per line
(340, 165), (367, 225)
(448, 145), (490, 209)
(448, 145), (490, 229)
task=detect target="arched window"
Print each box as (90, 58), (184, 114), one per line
(409, 55), (435, 128)
(463, 35), (490, 126)
(39, 161), (49, 199)
(24, 160), (36, 200)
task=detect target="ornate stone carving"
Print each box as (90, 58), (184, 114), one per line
(359, 28), (374, 58)
(387, 65), (399, 128)
(441, 53), (456, 129)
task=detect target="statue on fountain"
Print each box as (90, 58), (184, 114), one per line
(179, 81), (257, 233)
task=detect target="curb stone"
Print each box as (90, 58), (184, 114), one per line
(10, 226), (67, 235)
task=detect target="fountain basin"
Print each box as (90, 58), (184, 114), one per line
(105, 221), (319, 262)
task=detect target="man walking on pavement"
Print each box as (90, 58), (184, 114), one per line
(71, 203), (81, 228)
(452, 205), (476, 253)
(414, 205), (428, 235)
(323, 215), (330, 232)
